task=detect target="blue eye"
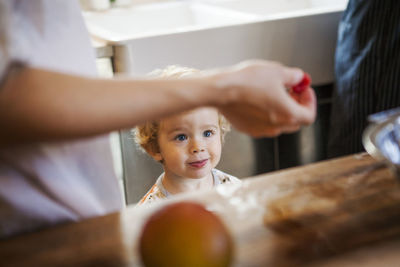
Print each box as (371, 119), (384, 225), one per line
(203, 130), (213, 137)
(175, 134), (187, 141)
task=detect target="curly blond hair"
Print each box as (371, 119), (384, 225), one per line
(133, 65), (231, 155)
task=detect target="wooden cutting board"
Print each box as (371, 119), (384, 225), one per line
(261, 154), (400, 266)
(0, 153), (399, 267)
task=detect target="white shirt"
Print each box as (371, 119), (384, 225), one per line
(0, 0), (122, 238)
(138, 169), (242, 205)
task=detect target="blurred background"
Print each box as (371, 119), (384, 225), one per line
(86, 0), (346, 204)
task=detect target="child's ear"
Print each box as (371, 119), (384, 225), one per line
(149, 151), (163, 162)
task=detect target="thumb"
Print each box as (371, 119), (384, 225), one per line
(282, 67), (304, 87)
(290, 88), (317, 125)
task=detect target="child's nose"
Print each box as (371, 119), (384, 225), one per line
(191, 140), (205, 153)
(192, 147), (205, 153)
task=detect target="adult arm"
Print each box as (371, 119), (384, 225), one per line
(0, 66), (215, 144)
(0, 60), (316, 145)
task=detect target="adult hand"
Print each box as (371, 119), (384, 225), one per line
(211, 60), (316, 137)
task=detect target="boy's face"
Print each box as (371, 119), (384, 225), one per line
(153, 107), (222, 180)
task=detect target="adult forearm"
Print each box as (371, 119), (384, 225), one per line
(0, 61), (317, 145)
(0, 67), (222, 144)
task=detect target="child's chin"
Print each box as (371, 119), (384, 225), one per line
(186, 169), (211, 179)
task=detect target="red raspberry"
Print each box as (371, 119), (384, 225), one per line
(292, 73), (311, 94)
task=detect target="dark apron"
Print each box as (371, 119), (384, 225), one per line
(328, 0), (400, 158)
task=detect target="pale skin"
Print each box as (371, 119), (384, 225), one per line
(0, 60), (316, 146)
(150, 107), (222, 194)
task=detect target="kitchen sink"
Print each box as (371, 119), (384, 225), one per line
(83, 1), (257, 43)
(84, 0), (348, 43)
(203, 0), (348, 17)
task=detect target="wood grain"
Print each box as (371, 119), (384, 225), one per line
(0, 153), (399, 267)
(264, 158), (400, 266)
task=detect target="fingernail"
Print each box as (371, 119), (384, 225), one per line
(294, 70), (303, 82)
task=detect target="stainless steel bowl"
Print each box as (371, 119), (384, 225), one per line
(363, 108), (400, 179)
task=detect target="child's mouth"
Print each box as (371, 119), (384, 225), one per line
(189, 159), (208, 168)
